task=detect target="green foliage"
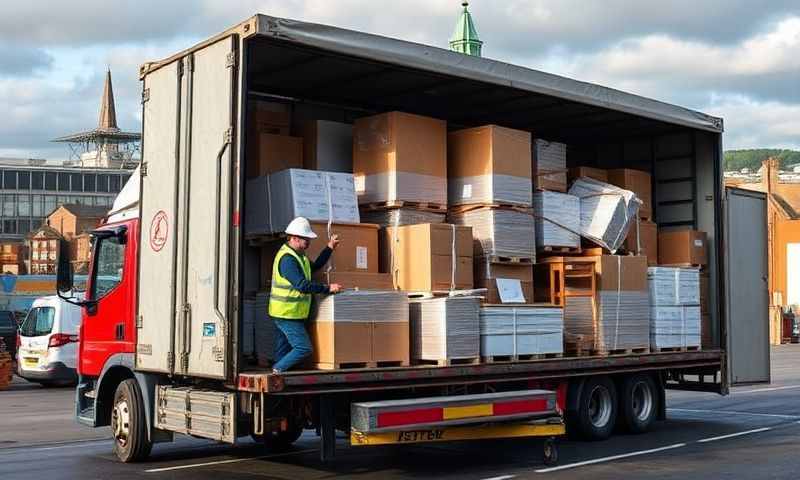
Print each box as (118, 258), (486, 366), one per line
(724, 149), (800, 172)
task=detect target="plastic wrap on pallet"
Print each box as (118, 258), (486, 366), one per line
(533, 140), (567, 191)
(253, 292), (275, 365)
(359, 208), (446, 228)
(568, 177), (641, 253)
(245, 169), (360, 235)
(314, 290), (409, 323)
(596, 291), (650, 351)
(409, 296), (480, 361)
(479, 305), (564, 357)
(449, 174), (532, 207)
(448, 208), (536, 259)
(355, 171), (447, 206)
(650, 305), (701, 349)
(648, 267), (700, 306)
(533, 191), (580, 248)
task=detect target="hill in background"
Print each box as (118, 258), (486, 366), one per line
(724, 149), (800, 172)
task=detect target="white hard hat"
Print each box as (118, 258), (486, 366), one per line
(285, 217), (317, 239)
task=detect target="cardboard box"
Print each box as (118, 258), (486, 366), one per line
(301, 120), (353, 172)
(306, 222), (379, 273)
(607, 169), (652, 219)
(533, 139), (567, 192)
(247, 134), (303, 178)
(381, 223), (473, 291)
(658, 230), (708, 266)
(246, 101), (291, 177)
(353, 111), (447, 205)
(312, 271), (394, 290)
(623, 219), (658, 265)
(447, 125), (532, 206)
(568, 166), (608, 183)
(474, 260), (534, 304)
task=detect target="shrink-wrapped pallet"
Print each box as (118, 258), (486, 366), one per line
(650, 305), (701, 349)
(648, 267), (700, 306)
(533, 191), (580, 248)
(253, 293), (275, 366)
(409, 296), (480, 363)
(360, 208), (445, 228)
(448, 208), (536, 259)
(245, 169), (360, 235)
(568, 177), (641, 252)
(311, 290), (409, 368)
(533, 140), (567, 192)
(479, 305), (564, 357)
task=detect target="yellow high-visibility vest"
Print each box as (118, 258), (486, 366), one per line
(268, 244), (312, 320)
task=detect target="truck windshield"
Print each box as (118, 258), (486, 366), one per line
(20, 307), (55, 337)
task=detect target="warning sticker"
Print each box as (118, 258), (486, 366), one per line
(149, 210), (169, 252)
(356, 246), (368, 270)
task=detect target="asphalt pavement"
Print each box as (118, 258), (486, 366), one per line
(2, 346), (799, 479)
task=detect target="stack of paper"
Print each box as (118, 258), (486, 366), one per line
(648, 267), (701, 349)
(479, 305), (564, 356)
(409, 296), (480, 361)
(533, 191), (580, 248)
(448, 208), (536, 259)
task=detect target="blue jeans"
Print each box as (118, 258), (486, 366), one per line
(272, 318), (312, 372)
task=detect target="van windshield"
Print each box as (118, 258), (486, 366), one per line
(20, 307), (56, 337)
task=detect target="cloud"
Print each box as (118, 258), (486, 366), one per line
(0, 45), (53, 77)
(707, 95), (800, 150)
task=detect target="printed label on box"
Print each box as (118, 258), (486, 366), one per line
(496, 278), (525, 303)
(354, 174), (365, 194)
(694, 239), (704, 247)
(356, 246), (368, 270)
(462, 184), (473, 199)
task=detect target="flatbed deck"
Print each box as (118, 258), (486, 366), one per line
(238, 350), (723, 394)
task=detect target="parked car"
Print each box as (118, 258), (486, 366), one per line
(17, 296), (82, 386)
(0, 310), (17, 363)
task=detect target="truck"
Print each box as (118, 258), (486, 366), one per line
(55, 14), (770, 464)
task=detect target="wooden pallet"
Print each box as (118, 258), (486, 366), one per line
(361, 200), (447, 213)
(414, 357), (481, 367)
(483, 255), (534, 264)
(448, 203), (533, 215)
(314, 360), (410, 370)
(481, 353), (563, 363)
(565, 345), (650, 357)
(654, 346), (701, 353)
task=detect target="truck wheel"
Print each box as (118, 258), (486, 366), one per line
(252, 418), (304, 450)
(574, 376), (617, 440)
(618, 374), (658, 434)
(111, 379), (152, 462)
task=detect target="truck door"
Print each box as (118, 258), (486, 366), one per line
(724, 187), (770, 385)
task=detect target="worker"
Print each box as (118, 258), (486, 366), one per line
(270, 217), (342, 373)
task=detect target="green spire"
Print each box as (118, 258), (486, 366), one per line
(449, 1), (483, 57)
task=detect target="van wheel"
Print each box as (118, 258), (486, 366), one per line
(618, 374), (658, 434)
(112, 379), (152, 462)
(574, 376), (617, 440)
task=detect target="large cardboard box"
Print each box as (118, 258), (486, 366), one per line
(247, 133), (303, 178)
(381, 223), (473, 291)
(447, 125), (532, 206)
(607, 169), (652, 219)
(306, 222), (379, 273)
(658, 230), (708, 266)
(623, 220), (658, 265)
(246, 101), (292, 177)
(353, 111), (447, 205)
(301, 120), (353, 172)
(474, 260), (534, 304)
(568, 166), (608, 183)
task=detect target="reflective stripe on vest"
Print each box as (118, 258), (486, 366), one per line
(268, 244), (312, 320)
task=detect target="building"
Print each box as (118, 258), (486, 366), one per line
(27, 225), (62, 275)
(0, 243), (26, 275)
(46, 203), (108, 273)
(449, 1), (483, 57)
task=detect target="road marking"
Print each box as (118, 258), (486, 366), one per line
(534, 443), (686, 473)
(144, 448), (317, 473)
(669, 408), (800, 419)
(0, 438), (109, 455)
(739, 384), (800, 393)
(480, 476), (516, 480)
(697, 427), (772, 443)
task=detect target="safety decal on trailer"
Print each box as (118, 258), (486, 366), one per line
(149, 210), (169, 252)
(203, 323), (216, 337)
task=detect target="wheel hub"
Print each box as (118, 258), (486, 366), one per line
(112, 399), (131, 447)
(588, 385), (612, 428)
(632, 381), (654, 421)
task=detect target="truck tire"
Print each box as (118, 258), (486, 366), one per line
(252, 419), (304, 450)
(573, 376), (617, 440)
(618, 374), (658, 434)
(111, 379), (152, 462)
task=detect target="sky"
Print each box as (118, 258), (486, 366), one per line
(0, 0), (798, 160)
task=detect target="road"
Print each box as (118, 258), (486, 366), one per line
(2, 346), (799, 479)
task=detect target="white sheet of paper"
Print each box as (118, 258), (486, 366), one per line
(462, 183), (473, 199)
(353, 174), (365, 194)
(356, 246), (368, 270)
(496, 278), (525, 303)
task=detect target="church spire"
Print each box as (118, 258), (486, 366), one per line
(449, 1), (483, 57)
(98, 69), (119, 131)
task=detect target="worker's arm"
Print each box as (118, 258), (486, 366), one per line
(311, 247), (333, 272)
(278, 255), (330, 294)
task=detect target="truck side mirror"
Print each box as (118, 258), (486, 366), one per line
(56, 239), (74, 293)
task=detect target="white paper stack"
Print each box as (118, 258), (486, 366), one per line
(253, 292), (275, 366)
(533, 140), (567, 191)
(568, 177), (641, 252)
(648, 267), (701, 349)
(533, 191), (580, 248)
(449, 174), (532, 207)
(480, 305), (564, 357)
(314, 290), (409, 324)
(359, 208), (446, 228)
(448, 208), (536, 259)
(596, 291), (651, 351)
(245, 169), (360, 235)
(355, 171), (447, 206)
(409, 296), (480, 361)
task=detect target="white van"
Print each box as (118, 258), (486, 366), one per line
(17, 295), (82, 386)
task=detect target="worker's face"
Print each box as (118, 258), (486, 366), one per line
(289, 235), (311, 252)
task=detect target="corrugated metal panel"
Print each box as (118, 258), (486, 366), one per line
(155, 386), (236, 443)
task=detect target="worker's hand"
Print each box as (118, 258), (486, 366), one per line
(328, 283), (343, 294)
(328, 234), (340, 250)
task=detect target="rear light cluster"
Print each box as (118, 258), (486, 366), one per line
(48, 333), (79, 348)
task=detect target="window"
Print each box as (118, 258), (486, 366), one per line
(44, 196), (56, 215)
(45, 172), (57, 190)
(32, 195), (42, 216)
(31, 172), (44, 190)
(18, 171), (30, 190)
(3, 220), (15, 234)
(17, 194), (30, 216)
(2, 195), (14, 217)
(109, 175), (121, 193)
(91, 235), (125, 299)
(83, 174), (96, 192)
(58, 173), (70, 191)
(20, 307), (55, 337)
(97, 174), (109, 193)
(18, 219), (30, 235)
(48, 239), (56, 249)
(3, 171), (17, 190)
